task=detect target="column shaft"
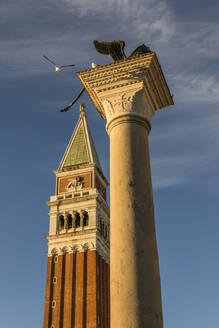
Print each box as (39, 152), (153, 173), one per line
(108, 114), (163, 328)
(77, 51), (173, 328)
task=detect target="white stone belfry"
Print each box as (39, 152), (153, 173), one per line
(46, 108), (110, 263)
(77, 52), (173, 328)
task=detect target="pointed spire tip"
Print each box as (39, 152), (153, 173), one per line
(80, 103), (85, 112)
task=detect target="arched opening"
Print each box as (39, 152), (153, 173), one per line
(58, 215), (65, 230)
(83, 211), (89, 227)
(100, 221), (104, 236)
(67, 214), (73, 229)
(75, 212), (80, 228)
(104, 225), (107, 239)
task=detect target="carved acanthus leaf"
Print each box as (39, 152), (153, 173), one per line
(102, 92), (137, 120)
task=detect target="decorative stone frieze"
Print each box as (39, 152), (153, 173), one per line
(48, 238), (109, 263)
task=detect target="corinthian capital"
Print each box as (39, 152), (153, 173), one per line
(77, 52), (173, 123)
(101, 84), (155, 123)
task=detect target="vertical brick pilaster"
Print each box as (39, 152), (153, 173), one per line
(104, 261), (108, 328)
(96, 252), (100, 328)
(75, 251), (85, 328)
(103, 258), (107, 328)
(83, 251), (88, 328)
(86, 250), (97, 328)
(99, 255), (103, 328)
(52, 254), (65, 328)
(107, 263), (110, 328)
(43, 250), (109, 328)
(102, 258), (105, 328)
(60, 254), (66, 327)
(71, 252), (77, 328)
(43, 256), (53, 328)
(63, 252), (74, 328)
(102, 257), (105, 328)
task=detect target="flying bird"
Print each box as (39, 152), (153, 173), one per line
(43, 55), (75, 72)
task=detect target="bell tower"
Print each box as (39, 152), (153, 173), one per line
(43, 104), (110, 328)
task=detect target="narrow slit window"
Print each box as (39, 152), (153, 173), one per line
(52, 277), (57, 283)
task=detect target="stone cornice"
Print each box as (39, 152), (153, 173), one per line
(47, 191), (109, 214)
(47, 192), (98, 206)
(54, 163), (95, 176)
(46, 227), (98, 241)
(77, 53), (173, 121)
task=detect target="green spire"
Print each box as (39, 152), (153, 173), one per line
(87, 125), (102, 170)
(63, 121), (89, 167)
(59, 106), (102, 171)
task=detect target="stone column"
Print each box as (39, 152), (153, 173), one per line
(77, 52), (173, 328)
(103, 87), (163, 328)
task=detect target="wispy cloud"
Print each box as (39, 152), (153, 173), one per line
(172, 72), (219, 103)
(62, 0), (174, 43)
(1, 0), (219, 105)
(63, 0), (166, 18)
(151, 151), (212, 189)
(150, 104), (219, 189)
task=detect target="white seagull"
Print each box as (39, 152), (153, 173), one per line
(43, 55), (75, 73)
(91, 62), (99, 68)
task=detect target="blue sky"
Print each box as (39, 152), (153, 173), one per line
(1, 0), (219, 327)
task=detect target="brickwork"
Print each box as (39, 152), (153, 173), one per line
(52, 254), (65, 328)
(104, 261), (108, 328)
(86, 251), (97, 328)
(75, 251), (84, 327)
(63, 252), (74, 328)
(99, 254), (105, 328)
(43, 256), (53, 328)
(107, 264), (110, 328)
(43, 251), (109, 328)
